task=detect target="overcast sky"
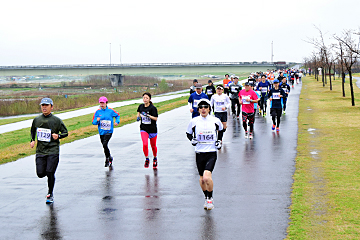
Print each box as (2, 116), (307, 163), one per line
(0, 0), (359, 66)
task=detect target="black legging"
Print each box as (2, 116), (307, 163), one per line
(231, 98), (240, 116)
(100, 133), (112, 158)
(242, 112), (255, 133)
(259, 96), (267, 113)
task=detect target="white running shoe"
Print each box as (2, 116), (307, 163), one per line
(206, 198), (214, 210)
(249, 133), (253, 139)
(244, 131), (248, 139)
(204, 198), (208, 209)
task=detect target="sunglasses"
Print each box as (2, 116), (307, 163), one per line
(198, 105), (209, 109)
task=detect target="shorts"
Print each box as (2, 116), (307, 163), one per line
(35, 154), (59, 177)
(196, 152), (217, 176)
(270, 108), (282, 117)
(215, 112), (227, 122)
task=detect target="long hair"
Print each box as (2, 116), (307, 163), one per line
(142, 92), (153, 105)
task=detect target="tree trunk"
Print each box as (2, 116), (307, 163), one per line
(342, 72), (346, 97)
(349, 71), (355, 106)
(329, 66), (332, 90)
(322, 68), (325, 87)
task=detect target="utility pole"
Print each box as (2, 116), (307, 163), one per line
(120, 44), (122, 64)
(271, 41), (274, 63)
(109, 43), (112, 65)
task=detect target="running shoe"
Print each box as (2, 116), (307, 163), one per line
(144, 158), (150, 168)
(105, 158), (109, 167)
(204, 198), (208, 209)
(236, 116), (240, 120)
(206, 198), (214, 210)
(249, 133), (253, 139)
(276, 127), (280, 132)
(272, 124), (276, 131)
(46, 194), (54, 204)
(283, 110), (286, 114)
(232, 115), (236, 119)
(244, 131), (248, 139)
(109, 156), (113, 167)
(153, 157), (158, 169)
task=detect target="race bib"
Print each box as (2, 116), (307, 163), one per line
(242, 96), (250, 104)
(100, 120), (111, 130)
(197, 130), (215, 144)
(273, 92), (281, 99)
(141, 116), (151, 124)
(193, 99), (200, 108)
(216, 101), (225, 106)
(37, 128), (51, 142)
(207, 89), (213, 94)
(231, 86), (238, 93)
(261, 87), (268, 93)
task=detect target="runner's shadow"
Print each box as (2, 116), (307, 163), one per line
(200, 213), (216, 240)
(40, 204), (62, 240)
(143, 170), (160, 221)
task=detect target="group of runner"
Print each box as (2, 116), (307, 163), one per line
(30, 93), (159, 204)
(186, 69), (301, 209)
(29, 69), (299, 209)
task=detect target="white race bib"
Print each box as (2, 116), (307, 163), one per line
(142, 116), (151, 124)
(193, 99), (200, 108)
(273, 92), (281, 99)
(242, 96), (251, 104)
(207, 89), (213, 94)
(231, 86), (238, 93)
(100, 120), (111, 130)
(216, 101), (225, 106)
(261, 87), (268, 93)
(37, 128), (51, 142)
(197, 130), (215, 144)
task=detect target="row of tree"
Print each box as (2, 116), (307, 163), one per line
(303, 27), (360, 106)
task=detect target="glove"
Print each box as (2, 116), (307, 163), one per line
(215, 140), (222, 150)
(136, 117), (140, 122)
(191, 138), (198, 146)
(141, 112), (148, 117)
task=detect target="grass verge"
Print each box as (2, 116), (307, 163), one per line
(286, 76), (360, 239)
(0, 96), (188, 165)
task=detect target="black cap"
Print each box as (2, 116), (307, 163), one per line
(193, 79), (198, 83)
(208, 80), (212, 83)
(244, 82), (250, 86)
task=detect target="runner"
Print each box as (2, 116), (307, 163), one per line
(228, 76), (242, 119)
(136, 93), (159, 169)
(210, 85), (231, 140)
(268, 80), (286, 132)
(92, 96), (120, 167)
(256, 75), (271, 117)
(188, 83), (209, 118)
(205, 80), (216, 100)
(30, 98), (68, 204)
(239, 82), (259, 139)
(186, 99), (223, 210)
(223, 74), (231, 96)
(190, 79), (198, 95)
(251, 83), (261, 120)
(279, 77), (291, 114)
(290, 71), (295, 88)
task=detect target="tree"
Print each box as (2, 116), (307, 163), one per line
(334, 30), (360, 106)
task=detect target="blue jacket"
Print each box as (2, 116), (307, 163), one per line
(256, 81), (272, 97)
(92, 107), (120, 135)
(188, 92), (209, 118)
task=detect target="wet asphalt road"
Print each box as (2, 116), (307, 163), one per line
(0, 83), (301, 240)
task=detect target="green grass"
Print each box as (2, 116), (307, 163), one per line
(0, 96), (188, 165)
(286, 76), (360, 239)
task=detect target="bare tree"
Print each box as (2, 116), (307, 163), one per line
(334, 30), (360, 106)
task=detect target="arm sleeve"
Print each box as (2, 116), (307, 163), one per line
(152, 106), (158, 117)
(92, 111), (99, 125)
(58, 120), (68, 139)
(113, 110), (120, 124)
(30, 119), (36, 141)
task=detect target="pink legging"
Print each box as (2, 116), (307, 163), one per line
(140, 131), (157, 157)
